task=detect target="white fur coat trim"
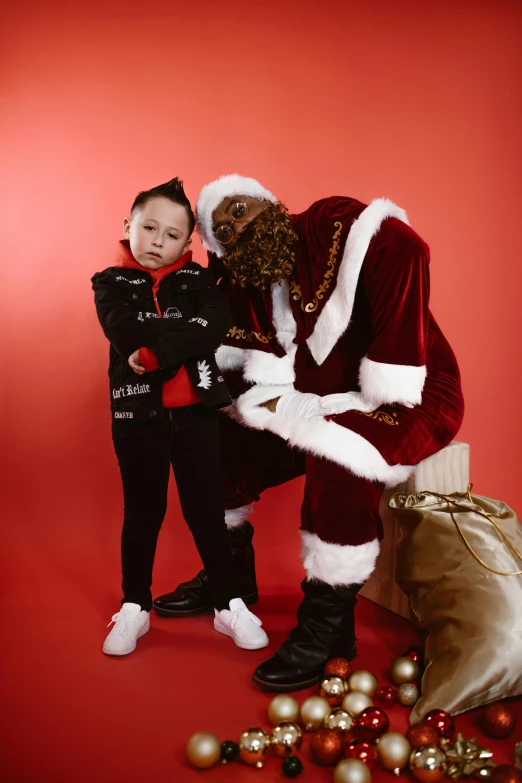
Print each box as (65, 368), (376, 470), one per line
(300, 531), (380, 586)
(307, 198), (409, 366)
(196, 174), (277, 258)
(235, 390), (413, 487)
(359, 356), (427, 407)
(215, 281), (298, 385)
(225, 504), (254, 530)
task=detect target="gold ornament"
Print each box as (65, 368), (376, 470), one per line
(441, 733), (495, 780)
(271, 722), (303, 758)
(239, 727), (271, 768)
(320, 675), (349, 706)
(185, 732), (221, 769)
(348, 670), (379, 698)
(376, 732), (412, 775)
(325, 708), (354, 732)
(268, 694), (300, 726)
(342, 691), (373, 717)
(334, 757), (373, 783)
(397, 682), (420, 707)
(410, 745), (447, 782)
(390, 656), (420, 685)
(300, 696), (332, 730)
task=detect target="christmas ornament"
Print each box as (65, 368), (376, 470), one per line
(390, 656), (420, 685)
(406, 724), (440, 749)
(481, 704), (517, 739)
(310, 727), (344, 766)
(220, 740), (239, 763)
(490, 767), (522, 783)
(354, 707), (390, 742)
(397, 682), (420, 707)
(271, 722), (303, 757)
(344, 738), (379, 771)
(300, 696), (331, 731)
(320, 675), (349, 706)
(334, 757), (373, 783)
(423, 709), (456, 740)
(377, 686), (397, 706)
(239, 727), (271, 767)
(325, 657), (353, 680)
(376, 732), (412, 775)
(515, 743), (522, 771)
(268, 694), (300, 726)
(401, 646), (425, 670)
(282, 756), (304, 778)
(441, 733), (495, 781)
(325, 708), (354, 732)
(410, 745), (447, 783)
(343, 692), (374, 717)
(348, 670), (379, 698)
(186, 732), (221, 769)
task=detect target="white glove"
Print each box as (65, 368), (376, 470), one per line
(318, 392), (375, 415)
(275, 391), (375, 421)
(275, 392), (323, 420)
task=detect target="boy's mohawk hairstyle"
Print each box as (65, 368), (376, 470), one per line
(131, 177), (196, 235)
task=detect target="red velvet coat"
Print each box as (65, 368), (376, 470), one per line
(212, 197), (464, 487)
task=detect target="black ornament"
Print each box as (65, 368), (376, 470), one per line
(282, 756), (303, 778)
(220, 740), (239, 763)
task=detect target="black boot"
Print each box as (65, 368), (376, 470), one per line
(252, 578), (360, 691)
(152, 521), (258, 616)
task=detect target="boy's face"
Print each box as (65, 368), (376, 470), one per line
(123, 197), (192, 270)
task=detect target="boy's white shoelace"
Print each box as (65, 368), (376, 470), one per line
(107, 612), (127, 634)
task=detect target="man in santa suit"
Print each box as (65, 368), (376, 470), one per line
(153, 175), (464, 691)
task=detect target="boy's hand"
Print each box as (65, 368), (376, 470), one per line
(128, 350), (146, 375)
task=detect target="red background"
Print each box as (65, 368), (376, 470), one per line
(2, 1), (521, 781)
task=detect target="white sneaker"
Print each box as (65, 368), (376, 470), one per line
(103, 603), (150, 656)
(214, 598), (269, 650)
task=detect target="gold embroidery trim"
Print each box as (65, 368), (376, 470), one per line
(355, 410), (399, 426)
(227, 325), (274, 344)
(290, 221), (343, 313)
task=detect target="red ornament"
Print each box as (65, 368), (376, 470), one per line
(406, 722), (440, 748)
(376, 685), (397, 706)
(310, 728), (343, 766)
(423, 709), (455, 740)
(490, 766), (522, 783)
(344, 738), (378, 771)
(354, 707), (390, 742)
(481, 703), (517, 739)
(324, 657), (353, 680)
(401, 646), (425, 669)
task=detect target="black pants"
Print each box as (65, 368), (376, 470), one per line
(112, 405), (238, 612)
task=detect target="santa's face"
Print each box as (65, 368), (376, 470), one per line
(211, 195), (268, 252)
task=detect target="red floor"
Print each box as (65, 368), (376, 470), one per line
(3, 480), (521, 782)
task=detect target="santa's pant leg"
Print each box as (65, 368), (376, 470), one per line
(152, 413), (305, 616)
(253, 456), (383, 692)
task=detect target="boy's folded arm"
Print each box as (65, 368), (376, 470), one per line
(92, 273), (189, 358)
(142, 276), (231, 370)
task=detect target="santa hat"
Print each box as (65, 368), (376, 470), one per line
(196, 174), (277, 258)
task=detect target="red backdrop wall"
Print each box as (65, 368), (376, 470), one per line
(2, 0), (521, 578)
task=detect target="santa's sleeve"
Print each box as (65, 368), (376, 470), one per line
(358, 217), (429, 408)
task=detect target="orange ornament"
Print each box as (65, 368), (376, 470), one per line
(406, 723), (440, 748)
(325, 657), (353, 680)
(481, 704), (516, 739)
(310, 728), (343, 766)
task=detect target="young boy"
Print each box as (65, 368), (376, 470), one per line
(92, 178), (268, 656)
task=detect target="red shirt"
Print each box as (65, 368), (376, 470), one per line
(116, 242), (200, 408)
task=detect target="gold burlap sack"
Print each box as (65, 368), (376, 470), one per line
(388, 486), (522, 722)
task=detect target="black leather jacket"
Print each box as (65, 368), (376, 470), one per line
(92, 259), (231, 420)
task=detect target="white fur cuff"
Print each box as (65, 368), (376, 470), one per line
(359, 356), (427, 408)
(300, 531), (380, 586)
(225, 504), (254, 530)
